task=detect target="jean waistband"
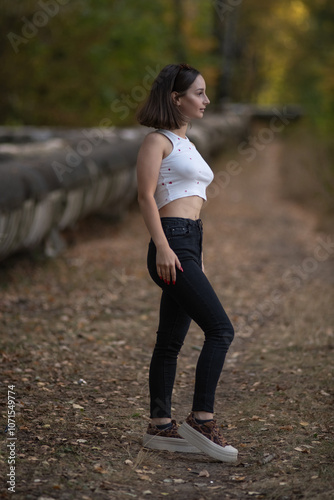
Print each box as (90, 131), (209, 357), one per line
(160, 217), (203, 231)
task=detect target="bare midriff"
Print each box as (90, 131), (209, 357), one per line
(158, 195), (204, 221)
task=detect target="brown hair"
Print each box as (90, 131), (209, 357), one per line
(137, 63), (201, 130)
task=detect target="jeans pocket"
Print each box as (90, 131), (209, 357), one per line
(165, 225), (189, 240)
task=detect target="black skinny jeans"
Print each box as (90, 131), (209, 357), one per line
(147, 217), (234, 419)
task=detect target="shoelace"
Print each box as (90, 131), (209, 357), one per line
(205, 420), (229, 446)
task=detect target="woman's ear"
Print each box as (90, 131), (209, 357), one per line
(171, 91), (180, 106)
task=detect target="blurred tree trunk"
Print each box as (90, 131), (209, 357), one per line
(171, 0), (187, 62)
(214, 0), (241, 103)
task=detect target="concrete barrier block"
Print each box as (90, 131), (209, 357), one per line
(0, 111), (258, 261)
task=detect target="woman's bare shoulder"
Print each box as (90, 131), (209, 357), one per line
(142, 131), (166, 144)
(140, 131), (171, 156)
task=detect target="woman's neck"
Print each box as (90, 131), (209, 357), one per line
(170, 124), (188, 139)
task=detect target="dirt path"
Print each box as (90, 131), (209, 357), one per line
(1, 134), (333, 499)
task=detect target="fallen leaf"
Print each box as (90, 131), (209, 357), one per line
(93, 464), (108, 474)
(135, 469), (155, 475)
(199, 469), (210, 477)
(99, 481), (113, 491)
(276, 384), (288, 391)
(262, 454), (276, 464)
(95, 398), (106, 404)
(299, 421), (309, 427)
(279, 425), (293, 431)
(72, 404), (84, 410)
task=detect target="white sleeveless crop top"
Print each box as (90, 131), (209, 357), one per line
(154, 129), (214, 210)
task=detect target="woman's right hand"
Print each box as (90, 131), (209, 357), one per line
(156, 244), (183, 285)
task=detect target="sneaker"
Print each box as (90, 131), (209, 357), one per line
(143, 420), (201, 453)
(178, 412), (238, 462)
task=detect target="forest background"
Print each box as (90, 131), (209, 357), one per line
(1, 3), (334, 497)
(1, 0), (334, 220)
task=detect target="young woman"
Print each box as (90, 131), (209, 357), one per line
(136, 63), (237, 462)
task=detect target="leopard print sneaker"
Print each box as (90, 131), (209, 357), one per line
(178, 412), (238, 462)
(143, 419), (201, 453)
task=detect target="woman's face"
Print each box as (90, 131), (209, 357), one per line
(176, 74), (210, 121)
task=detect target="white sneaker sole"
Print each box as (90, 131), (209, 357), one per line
(178, 422), (238, 462)
(143, 433), (201, 453)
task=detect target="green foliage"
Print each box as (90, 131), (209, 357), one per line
(0, 0), (333, 135)
(1, 0), (174, 126)
(276, 0), (334, 137)
(0, 0), (218, 126)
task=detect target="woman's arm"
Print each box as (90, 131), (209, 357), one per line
(136, 133), (182, 284)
